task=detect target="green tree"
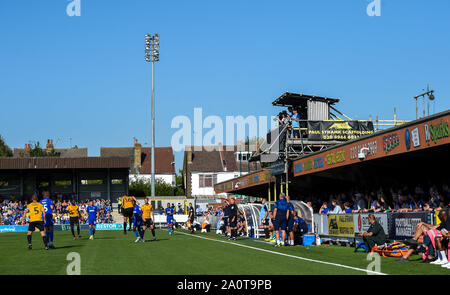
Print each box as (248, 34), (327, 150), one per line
(129, 178), (179, 197)
(0, 135), (13, 157)
(29, 142), (60, 157)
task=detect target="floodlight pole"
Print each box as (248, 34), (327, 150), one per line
(151, 57), (155, 198)
(414, 86), (435, 120)
(145, 33), (159, 198)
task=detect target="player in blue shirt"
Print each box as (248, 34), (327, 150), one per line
(285, 196), (295, 246)
(40, 190), (55, 248)
(87, 200), (99, 240)
(132, 200), (144, 242)
(273, 193), (289, 247)
(165, 203), (175, 236)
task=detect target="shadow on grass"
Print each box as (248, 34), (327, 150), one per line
(144, 238), (168, 242)
(52, 245), (82, 250)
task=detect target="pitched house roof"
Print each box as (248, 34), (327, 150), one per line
(184, 145), (261, 173)
(13, 148), (88, 158)
(101, 146), (174, 174)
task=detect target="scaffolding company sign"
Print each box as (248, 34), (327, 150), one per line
(307, 121), (374, 141)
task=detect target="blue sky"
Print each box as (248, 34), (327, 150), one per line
(0, 0), (449, 171)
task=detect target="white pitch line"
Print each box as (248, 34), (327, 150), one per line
(175, 231), (386, 275)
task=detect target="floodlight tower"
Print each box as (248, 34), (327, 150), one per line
(145, 33), (160, 198)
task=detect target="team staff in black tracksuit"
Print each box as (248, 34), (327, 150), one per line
(228, 198), (238, 240)
(188, 202), (195, 234)
(223, 199), (231, 237)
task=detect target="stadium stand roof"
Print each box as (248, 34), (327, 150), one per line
(0, 157), (131, 170)
(215, 110), (450, 196)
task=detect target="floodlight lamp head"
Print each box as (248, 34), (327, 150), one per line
(429, 93), (435, 101)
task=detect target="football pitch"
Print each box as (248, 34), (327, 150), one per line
(0, 229), (448, 275)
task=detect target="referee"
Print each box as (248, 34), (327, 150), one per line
(228, 198), (238, 240)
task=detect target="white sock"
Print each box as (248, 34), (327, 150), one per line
(276, 240), (280, 245)
(440, 251), (448, 263)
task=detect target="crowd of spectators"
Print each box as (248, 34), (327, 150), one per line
(0, 197), (113, 225)
(311, 184), (450, 215)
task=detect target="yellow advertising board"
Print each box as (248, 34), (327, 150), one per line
(328, 214), (355, 237)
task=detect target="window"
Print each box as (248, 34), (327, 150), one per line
(111, 179), (123, 185)
(81, 179), (103, 185)
(235, 152), (250, 162)
(55, 180), (72, 186)
(199, 174), (217, 188)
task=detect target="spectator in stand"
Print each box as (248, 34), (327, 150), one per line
(330, 199), (342, 214)
(177, 203), (184, 214)
(343, 202), (352, 214)
(355, 193), (367, 212)
(319, 202), (329, 215)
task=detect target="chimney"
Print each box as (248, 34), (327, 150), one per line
(24, 144), (31, 157)
(187, 149), (193, 164)
(134, 139), (142, 169)
(46, 139), (54, 153)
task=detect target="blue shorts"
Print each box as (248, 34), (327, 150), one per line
(167, 217), (175, 224)
(44, 214), (53, 227)
(287, 218), (295, 232)
(88, 218), (96, 226)
(273, 217), (287, 231)
(133, 218), (143, 228)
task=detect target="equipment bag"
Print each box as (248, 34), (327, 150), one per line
(372, 241), (409, 257)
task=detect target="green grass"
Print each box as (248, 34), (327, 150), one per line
(0, 229), (448, 275)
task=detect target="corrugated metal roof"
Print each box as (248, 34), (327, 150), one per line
(0, 157), (131, 170)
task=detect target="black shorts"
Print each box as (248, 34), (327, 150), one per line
(28, 221), (44, 232)
(123, 207), (133, 218)
(229, 216), (237, 228)
(143, 218), (154, 227)
(70, 217), (79, 225)
(262, 219), (269, 226)
(273, 217), (287, 231)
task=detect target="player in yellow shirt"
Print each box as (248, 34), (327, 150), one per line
(66, 199), (81, 240)
(141, 198), (156, 240)
(23, 194), (48, 250)
(121, 195), (136, 234)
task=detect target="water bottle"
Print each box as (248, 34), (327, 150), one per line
(315, 235), (321, 246)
